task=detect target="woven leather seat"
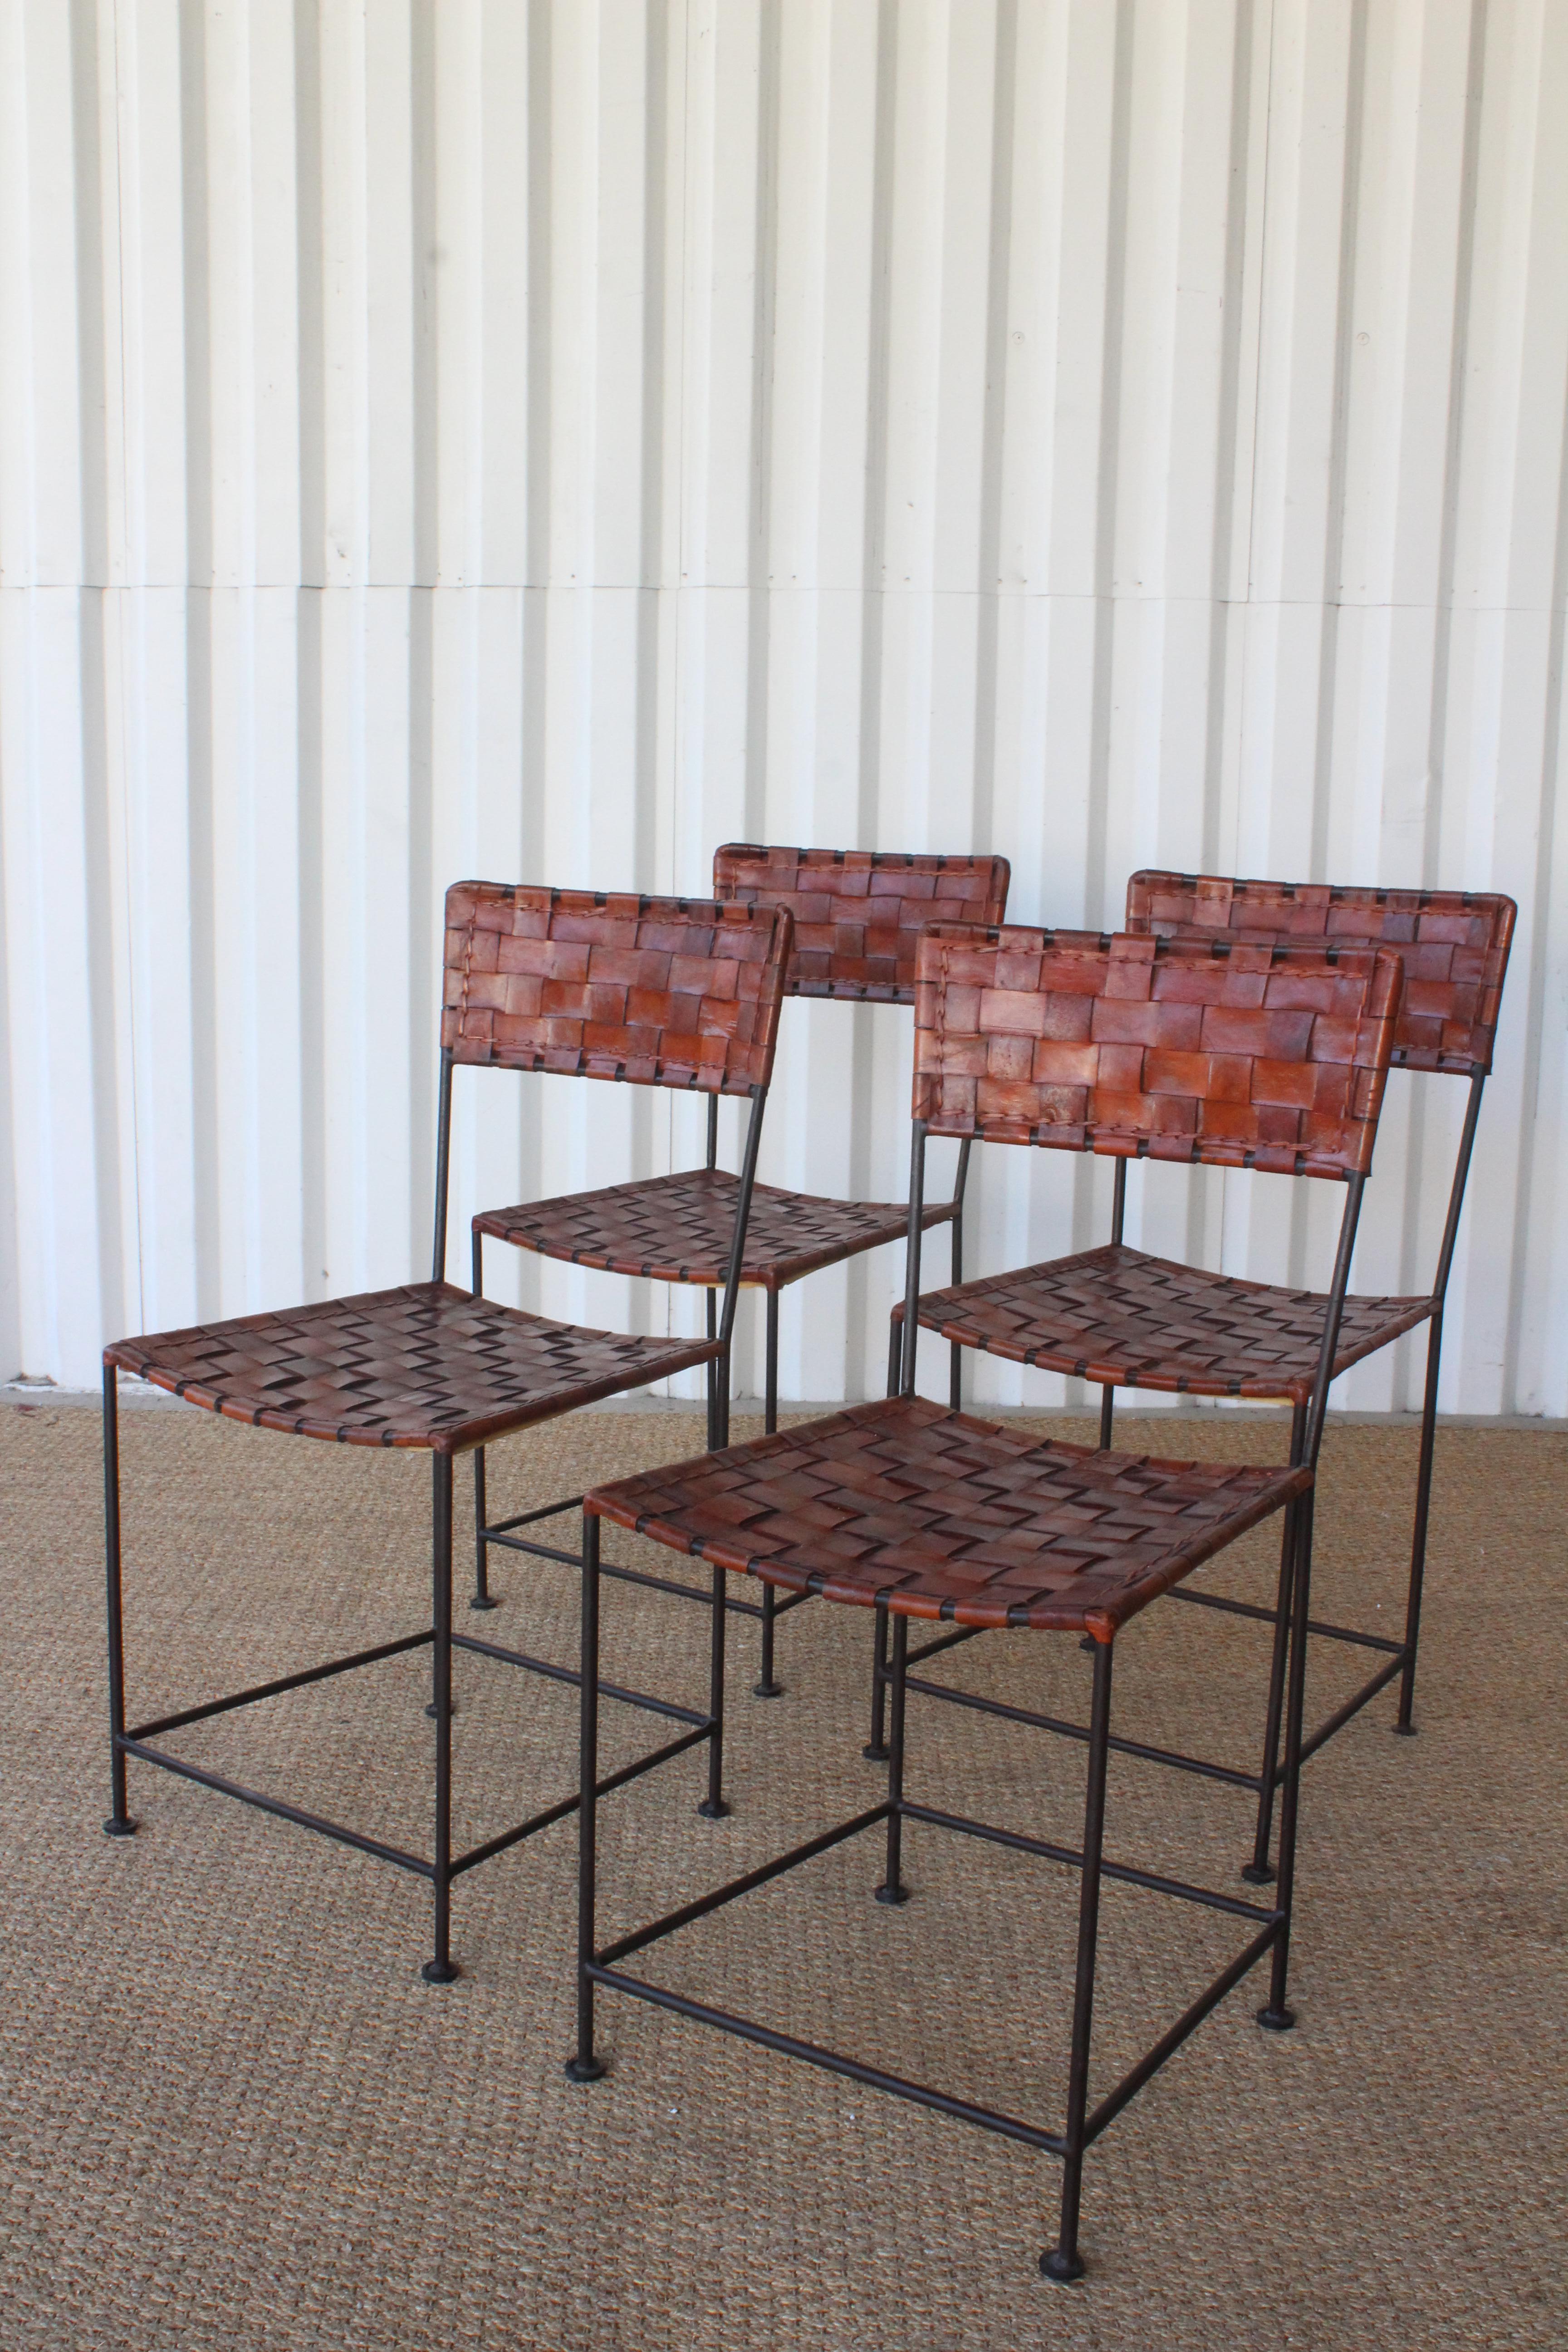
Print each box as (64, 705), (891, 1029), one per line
(105, 1283), (720, 1455)
(587, 1393), (1308, 1636)
(896, 1243), (1432, 1403)
(476, 1167), (958, 1292)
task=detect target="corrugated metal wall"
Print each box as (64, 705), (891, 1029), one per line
(1, 0), (1564, 1413)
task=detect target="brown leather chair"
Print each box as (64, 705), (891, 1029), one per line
(470, 844), (1009, 1697)
(102, 882), (792, 1981)
(568, 925), (1404, 2283)
(884, 875), (1514, 1881)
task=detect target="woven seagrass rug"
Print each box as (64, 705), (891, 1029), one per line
(2, 1400), (1563, 2350)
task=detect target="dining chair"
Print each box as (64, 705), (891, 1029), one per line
(102, 882), (792, 1980)
(468, 845), (1008, 1699)
(566, 923), (1403, 2281)
(879, 876), (1514, 1878)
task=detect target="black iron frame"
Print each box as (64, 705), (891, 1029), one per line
(868, 1075), (1483, 1878)
(102, 1042), (772, 1976)
(470, 1053), (975, 1703)
(567, 1122), (1363, 2279)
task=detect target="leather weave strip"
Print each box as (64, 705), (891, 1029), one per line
(105, 1284), (721, 1455)
(476, 1166), (956, 1292)
(585, 1394), (1309, 1637)
(912, 928), (1403, 1178)
(894, 1243), (1432, 1403)
(442, 883), (792, 1095)
(1127, 870), (1514, 1075)
(713, 843), (1010, 1002)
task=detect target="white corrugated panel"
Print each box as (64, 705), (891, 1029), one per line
(0, 0), (1563, 1415)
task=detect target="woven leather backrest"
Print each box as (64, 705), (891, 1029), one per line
(1126, 871), (1514, 1075)
(912, 926), (1404, 1178)
(713, 843), (1010, 1002)
(442, 883), (792, 1095)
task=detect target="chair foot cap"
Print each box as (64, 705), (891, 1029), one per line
(862, 1742), (890, 1764)
(1392, 1721), (1417, 1737)
(1257, 2003), (1295, 2033)
(874, 1882), (911, 1907)
(469, 1594), (500, 1613)
(1039, 2249), (1085, 2284)
(752, 1679), (784, 1699)
(1240, 1861), (1276, 1886)
(564, 2054), (608, 2083)
(696, 1798), (731, 1820)
(103, 1817), (136, 1838)
(424, 1700), (456, 1720)
(421, 1959), (460, 1985)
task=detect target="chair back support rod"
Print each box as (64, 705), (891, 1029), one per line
(1303, 1172), (1367, 1466)
(717, 1092), (769, 1355)
(900, 1122), (929, 1396)
(431, 1048), (455, 1283)
(951, 1134), (972, 1215)
(1109, 1158), (1127, 1247)
(1430, 1070), (1486, 1304)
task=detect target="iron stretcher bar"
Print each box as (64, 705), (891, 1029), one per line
(451, 1724), (713, 1877)
(127, 1630), (435, 1742)
(451, 1629), (710, 1727)
(588, 1965), (1069, 2157)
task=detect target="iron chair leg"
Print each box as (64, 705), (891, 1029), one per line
(1396, 1310), (1444, 1734)
(470, 1231), (498, 1611)
(1240, 1503), (1297, 1886)
(875, 1614), (911, 1905)
(1082, 1187), (1120, 1638)
(1248, 1170), (1363, 1884)
(755, 1289), (784, 1698)
(866, 1319), (905, 1759)
(1077, 1390), (1117, 1652)
(865, 1604), (891, 1764)
(470, 1448), (497, 1609)
(102, 1366), (135, 1838)
(423, 1452), (460, 1983)
(705, 1283), (720, 1450)
(1078, 1391), (1118, 1651)
(1243, 1401), (1309, 1885)
(764, 1288), (779, 1436)
(698, 1558), (731, 1820)
(1259, 1488), (1315, 2031)
(870, 1124), (928, 1764)
(1041, 1635), (1115, 2284)
(567, 1511), (608, 2080)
